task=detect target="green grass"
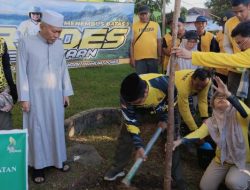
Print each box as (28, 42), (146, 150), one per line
(12, 64), (133, 128)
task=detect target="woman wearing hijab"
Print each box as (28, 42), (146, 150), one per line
(173, 76), (250, 190)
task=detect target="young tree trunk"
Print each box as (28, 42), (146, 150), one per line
(164, 0), (181, 189)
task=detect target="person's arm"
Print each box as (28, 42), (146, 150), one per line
(223, 23), (234, 54)
(213, 76), (250, 118)
(130, 29), (135, 68)
(61, 47), (73, 98)
(157, 25), (162, 63)
(16, 38), (30, 112)
(173, 123), (209, 150)
(162, 38), (169, 56)
(227, 95), (249, 118)
(197, 81), (211, 118)
(2, 42), (17, 102)
(121, 101), (143, 149)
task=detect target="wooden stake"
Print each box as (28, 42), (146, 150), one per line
(161, 0), (166, 74)
(164, 0), (181, 190)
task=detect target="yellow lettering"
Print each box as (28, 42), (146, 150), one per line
(103, 28), (129, 49)
(80, 28), (108, 49)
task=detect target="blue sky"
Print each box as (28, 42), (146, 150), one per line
(0, 0), (133, 15)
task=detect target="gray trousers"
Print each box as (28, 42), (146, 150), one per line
(200, 159), (250, 190)
(135, 58), (159, 74)
(0, 111), (12, 130)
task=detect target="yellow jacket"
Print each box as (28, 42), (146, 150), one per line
(192, 49), (250, 69)
(163, 33), (181, 72)
(224, 16), (241, 54)
(175, 70), (211, 131)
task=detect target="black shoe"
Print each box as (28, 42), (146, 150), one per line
(104, 167), (125, 181)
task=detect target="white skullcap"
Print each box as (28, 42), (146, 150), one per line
(42, 10), (64, 27)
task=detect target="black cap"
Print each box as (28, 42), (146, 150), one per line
(120, 73), (147, 102)
(184, 30), (198, 40)
(231, 0), (250, 6)
(196, 16), (207, 22)
(138, 5), (150, 14)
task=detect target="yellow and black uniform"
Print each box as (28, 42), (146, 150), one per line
(182, 96), (250, 164)
(132, 21), (160, 60)
(162, 33), (181, 72)
(224, 16), (241, 54)
(175, 70), (211, 131)
(121, 73), (178, 148)
(197, 31), (219, 52)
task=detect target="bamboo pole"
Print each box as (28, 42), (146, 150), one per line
(161, 0), (166, 74)
(164, 0), (181, 190)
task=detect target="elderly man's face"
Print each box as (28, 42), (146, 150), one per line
(232, 4), (250, 22)
(40, 23), (62, 44)
(234, 35), (250, 51)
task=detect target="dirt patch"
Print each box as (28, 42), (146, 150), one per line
(29, 123), (208, 190)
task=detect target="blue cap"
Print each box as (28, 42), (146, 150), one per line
(196, 16), (207, 22)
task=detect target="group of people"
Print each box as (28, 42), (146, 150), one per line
(104, 1), (250, 190)
(1, 0), (250, 189)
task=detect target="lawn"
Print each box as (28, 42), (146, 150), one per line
(12, 64), (133, 128)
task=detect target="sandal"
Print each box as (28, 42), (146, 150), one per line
(32, 168), (45, 184)
(61, 162), (70, 172)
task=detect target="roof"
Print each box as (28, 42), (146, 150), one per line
(188, 7), (211, 19)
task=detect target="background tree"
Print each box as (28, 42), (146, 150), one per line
(205, 0), (232, 25)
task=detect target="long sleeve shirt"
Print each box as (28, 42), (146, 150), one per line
(121, 73), (178, 149)
(175, 70), (211, 131)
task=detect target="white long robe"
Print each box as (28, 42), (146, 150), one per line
(16, 34), (73, 169)
(15, 19), (40, 42)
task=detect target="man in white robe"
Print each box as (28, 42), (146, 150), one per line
(16, 10), (73, 184)
(14, 6), (42, 44)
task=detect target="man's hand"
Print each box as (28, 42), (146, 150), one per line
(157, 121), (167, 129)
(135, 147), (147, 161)
(212, 76), (231, 97)
(64, 96), (70, 108)
(171, 47), (192, 59)
(164, 139), (182, 151)
(21, 101), (30, 112)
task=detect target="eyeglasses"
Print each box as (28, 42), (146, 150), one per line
(214, 96), (227, 100)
